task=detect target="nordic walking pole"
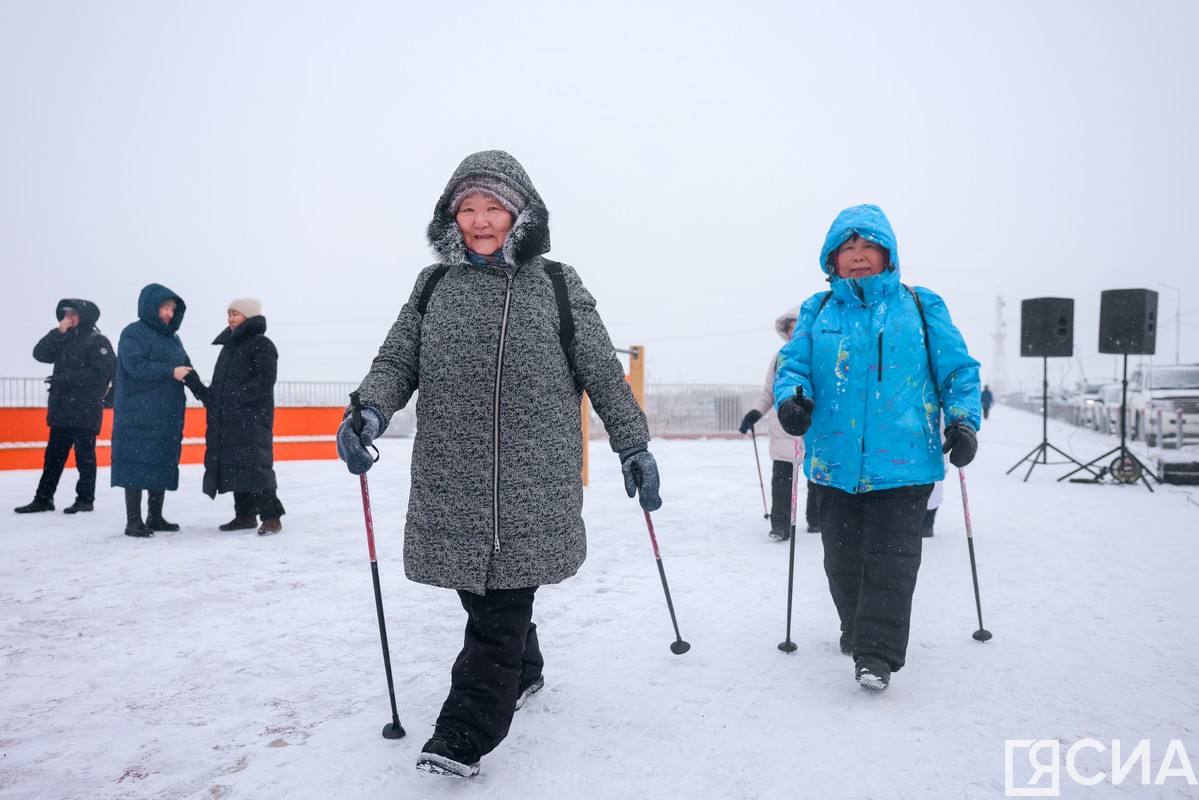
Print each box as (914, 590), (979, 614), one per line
(350, 392), (406, 739)
(778, 438), (801, 653)
(643, 511), (690, 655)
(957, 468), (992, 642)
(750, 427), (770, 519)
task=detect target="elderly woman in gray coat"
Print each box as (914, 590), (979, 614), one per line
(337, 150), (661, 778)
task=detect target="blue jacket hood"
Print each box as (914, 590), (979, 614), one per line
(137, 284), (186, 334)
(818, 204), (901, 278)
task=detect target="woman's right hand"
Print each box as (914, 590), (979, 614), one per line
(173, 366), (193, 382)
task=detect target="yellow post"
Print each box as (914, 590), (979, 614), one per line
(628, 345), (645, 409)
(581, 392), (590, 486)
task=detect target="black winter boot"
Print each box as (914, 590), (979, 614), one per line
(15, 497), (55, 513)
(416, 728), (481, 777)
(145, 491), (180, 532)
(855, 655), (892, 690)
(124, 489), (153, 538)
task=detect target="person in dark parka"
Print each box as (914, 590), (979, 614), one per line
(14, 299), (116, 515)
(185, 297), (285, 535)
(111, 283), (196, 537)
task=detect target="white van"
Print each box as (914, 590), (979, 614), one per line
(1126, 364), (1199, 446)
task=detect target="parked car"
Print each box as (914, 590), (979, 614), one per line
(1125, 364), (1199, 447)
(1070, 382), (1104, 428)
(1093, 382), (1125, 434)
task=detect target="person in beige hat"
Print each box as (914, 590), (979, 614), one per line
(186, 297), (285, 534)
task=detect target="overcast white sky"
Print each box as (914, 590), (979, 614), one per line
(2, 1), (1196, 394)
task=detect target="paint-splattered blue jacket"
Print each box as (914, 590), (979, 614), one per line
(774, 204), (981, 494)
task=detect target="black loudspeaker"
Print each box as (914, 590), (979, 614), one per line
(1099, 289), (1158, 355)
(1020, 298), (1074, 357)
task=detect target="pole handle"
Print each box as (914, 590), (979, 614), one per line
(349, 391), (381, 463)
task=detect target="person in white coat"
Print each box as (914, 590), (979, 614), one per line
(739, 307), (820, 539)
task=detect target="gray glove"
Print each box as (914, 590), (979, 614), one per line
(619, 444), (662, 512)
(337, 405), (385, 475)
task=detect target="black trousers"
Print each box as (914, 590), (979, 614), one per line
(233, 490), (285, 519)
(816, 483), (933, 671)
(770, 461), (820, 533)
(437, 587), (543, 757)
(35, 426), (97, 504)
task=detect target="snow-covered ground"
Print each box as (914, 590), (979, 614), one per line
(2, 406), (1197, 799)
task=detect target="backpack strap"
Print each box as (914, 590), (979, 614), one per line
(542, 259), (579, 385)
(903, 283), (936, 383)
(416, 265), (451, 316)
(817, 290), (833, 314)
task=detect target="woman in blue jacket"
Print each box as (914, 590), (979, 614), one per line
(111, 284), (195, 538)
(774, 204), (981, 691)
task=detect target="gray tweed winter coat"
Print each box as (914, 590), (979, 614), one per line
(355, 151), (650, 595)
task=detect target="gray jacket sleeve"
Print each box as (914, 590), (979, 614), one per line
(353, 266), (439, 424)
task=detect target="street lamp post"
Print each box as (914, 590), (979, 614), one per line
(1159, 283), (1181, 365)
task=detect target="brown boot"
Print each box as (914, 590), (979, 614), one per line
(219, 515), (258, 531)
(258, 518), (282, 535)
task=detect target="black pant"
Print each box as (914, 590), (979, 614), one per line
(982, 405), (991, 420)
(233, 490), (285, 519)
(35, 427), (97, 504)
(816, 483), (933, 671)
(770, 461), (820, 533)
(437, 587), (542, 757)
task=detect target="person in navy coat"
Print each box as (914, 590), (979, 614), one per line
(110, 283), (196, 538)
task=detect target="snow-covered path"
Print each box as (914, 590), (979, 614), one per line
(2, 406), (1197, 799)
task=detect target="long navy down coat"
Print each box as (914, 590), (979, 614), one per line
(111, 284), (193, 491)
(188, 315), (279, 498)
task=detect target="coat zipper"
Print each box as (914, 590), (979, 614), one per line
(877, 332), (884, 382)
(492, 268), (515, 552)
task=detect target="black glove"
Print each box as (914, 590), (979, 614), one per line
(739, 409), (762, 434)
(619, 444), (662, 512)
(942, 421), (978, 468)
(777, 387), (815, 437)
(337, 405), (385, 475)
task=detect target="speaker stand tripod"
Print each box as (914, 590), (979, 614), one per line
(1007, 356), (1097, 481)
(1058, 354), (1158, 492)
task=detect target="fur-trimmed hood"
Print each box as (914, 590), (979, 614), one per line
(774, 306), (800, 341)
(426, 150), (551, 267)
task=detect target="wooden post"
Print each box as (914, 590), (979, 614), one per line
(628, 345), (645, 409)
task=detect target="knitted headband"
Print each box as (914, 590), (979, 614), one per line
(449, 176), (527, 217)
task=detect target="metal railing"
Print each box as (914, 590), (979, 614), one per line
(0, 377), (417, 437)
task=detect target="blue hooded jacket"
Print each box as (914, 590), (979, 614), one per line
(774, 204), (981, 493)
(111, 284), (192, 491)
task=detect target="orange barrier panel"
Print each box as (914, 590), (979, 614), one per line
(0, 407), (343, 470)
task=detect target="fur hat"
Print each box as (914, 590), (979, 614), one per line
(228, 297), (262, 318)
(448, 176), (527, 218)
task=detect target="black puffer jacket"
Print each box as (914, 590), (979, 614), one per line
(33, 299), (116, 433)
(188, 316), (278, 498)
(355, 150), (650, 595)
